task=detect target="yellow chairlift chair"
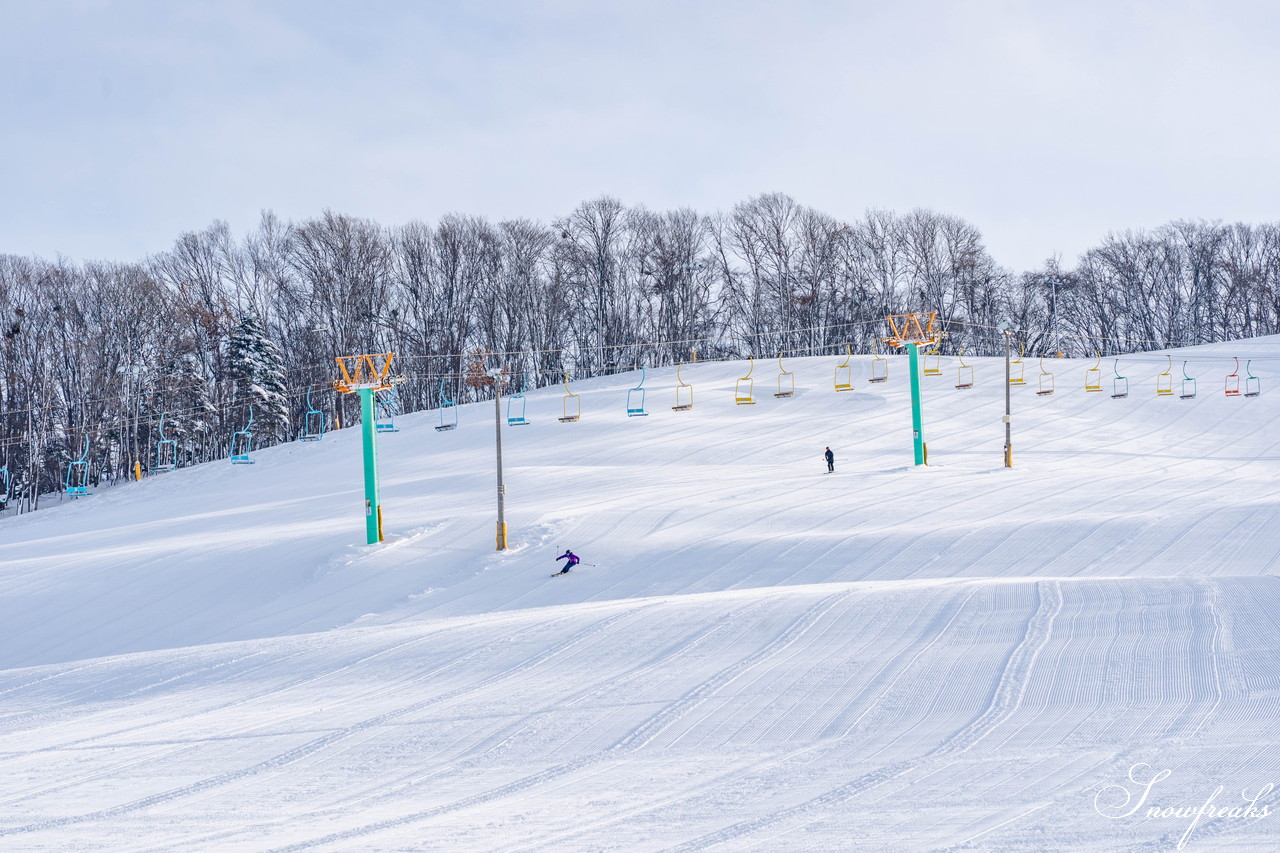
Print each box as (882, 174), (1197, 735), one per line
(869, 339), (888, 383)
(1009, 343), (1026, 386)
(1085, 351), (1102, 392)
(1036, 355), (1054, 396)
(955, 347), (974, 389)
(672, 362), (694, 411)
(735, 356), (757, 405)
(923, 345), (942, 376)
(558, 372), (581, 422)
(774, 351), (794, 398)
(1156, 355), (1174, 396)
(834, 344), (854, 392)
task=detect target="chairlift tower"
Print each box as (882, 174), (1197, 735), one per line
(486, 367), (509, 551)
(334, 353), (395, 545)
(999, 322), (1012, 467)
(884, 312), (940, 466)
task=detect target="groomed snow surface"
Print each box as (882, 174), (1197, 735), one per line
(3, 341), (1279, 851)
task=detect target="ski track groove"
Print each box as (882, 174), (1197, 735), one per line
(145, 597), (792, 852)
(0, 623), (511, 805)
(497, 593), (970, 852)
(0, 648), (286, 749)
(0, 603), (655, 838)
(303, 596), (780, 816)
(1185, 579), (1225, 740)
(657, 580), (1064, 852)
(251, 590), (853, 852)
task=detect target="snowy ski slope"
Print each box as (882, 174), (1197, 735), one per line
(1, 340), (1278, 851)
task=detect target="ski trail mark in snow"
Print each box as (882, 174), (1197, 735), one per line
(612, 590), (852, 753)
(313, 596), (781, 816)
(658, 581), (1064, 852)
(935, 579), (1063, 755)
(0, 604), (654, 839)
(256, 591), (852, 852)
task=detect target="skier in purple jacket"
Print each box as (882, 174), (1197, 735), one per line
(555, 550), (580, 574)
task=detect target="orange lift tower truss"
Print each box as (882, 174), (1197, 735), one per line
(884, 312), (940, 466)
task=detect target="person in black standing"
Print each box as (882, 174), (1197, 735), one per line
(824, 446), (835, 473)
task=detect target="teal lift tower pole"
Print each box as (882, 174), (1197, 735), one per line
(358, 386), (382, 544)
(907, 342), (926, 465)
(334, 353), (392, 545)
(885, 313), (938, 467)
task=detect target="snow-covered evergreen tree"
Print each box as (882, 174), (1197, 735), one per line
(162, 352), (218, 463)
(227, 316), (290, 439)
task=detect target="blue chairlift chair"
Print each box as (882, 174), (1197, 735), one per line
(436, 377), (458, 431)
(376, 385), (401, 433)
(154, 412), (176, 472)
(1111, 361), (1128, 399)
(300, 386), (327, 441)
(508, 371), (530, 426)
(1179, 361), (1197, 399)
(66, 434), (92, 496)
(230, 407), (255, 464)
(627, 366), (649, 417)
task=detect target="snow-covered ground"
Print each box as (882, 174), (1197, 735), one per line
(2, 341), (1278, 851)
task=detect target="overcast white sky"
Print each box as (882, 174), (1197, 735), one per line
(2, 0), (1277, 270)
